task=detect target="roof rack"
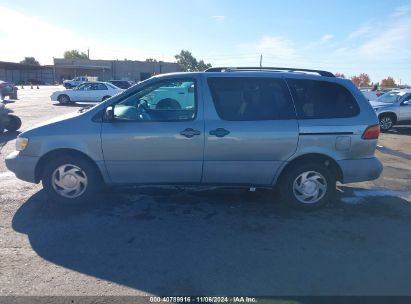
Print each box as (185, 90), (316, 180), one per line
(205, 67), (335, 77)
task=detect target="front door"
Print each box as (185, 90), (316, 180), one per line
(202, 76), (299, 186)
(399, 94), (411, 122)
(101, 77), (204, 184)
(72, 83), (94, 101)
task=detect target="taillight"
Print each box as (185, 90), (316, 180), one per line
(376, 92), (383, 97)
(362, 124), (380, 140)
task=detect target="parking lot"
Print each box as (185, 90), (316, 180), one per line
(1, 86), (411, 296)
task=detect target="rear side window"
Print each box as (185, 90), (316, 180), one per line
(207, 77), (295, 121)
(286, 79), (360, 119)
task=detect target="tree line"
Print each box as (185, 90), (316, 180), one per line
(335, 72), (399, 89)
(18, 51), (403, 88)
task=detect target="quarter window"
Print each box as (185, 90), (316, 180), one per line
(286, 79), (360, 119)
(114, 79), (196, 121)
(207, 77), (295, 121)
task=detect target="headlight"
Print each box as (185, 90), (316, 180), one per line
(16, 137), (29, 151)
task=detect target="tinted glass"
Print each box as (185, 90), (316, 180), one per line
(207, 77), (295, 121)
(77, 83), (92, 90)
(91, 83), (107, 90)
(286, 79), (360, 119)
(114, 79), (196, 121)
(377, 91), (407, 103)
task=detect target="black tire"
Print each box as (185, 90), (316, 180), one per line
(379, 114), (394, 131)
(280, 162), (336, 210)
(57, 94), (71, 105)
(41, 155), (103, 205)
(5, 114), (22, 131)
(102, 95), (111, 101)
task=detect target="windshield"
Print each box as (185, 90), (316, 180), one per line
(376, 91), (406, 103)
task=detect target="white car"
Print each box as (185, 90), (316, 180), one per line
(51, 82), (124, 104)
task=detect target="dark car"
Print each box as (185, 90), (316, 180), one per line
(107, 80), (132, 90)
(0, 80), (18, 100)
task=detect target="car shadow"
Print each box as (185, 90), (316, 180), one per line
(53, 102), (98, 108)
(377, 145), (411, 161)
(11, 186), (411, 295)
(384, 126), (411, 136)
(1, 99), (16, 104)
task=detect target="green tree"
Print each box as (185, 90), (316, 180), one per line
(20, 57), (40, 65)
(63, 50), (89, 59)
(175, 50), (212, 72)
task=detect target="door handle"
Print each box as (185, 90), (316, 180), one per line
(180, 128), (200, 138)
(209, 128), (230, 138)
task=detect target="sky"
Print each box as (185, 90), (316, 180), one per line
(0, 0), (410, 84)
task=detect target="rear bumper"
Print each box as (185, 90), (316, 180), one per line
(5, 151), (39, 183)
(337, 157), (383, 183)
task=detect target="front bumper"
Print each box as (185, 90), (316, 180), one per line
(337, 157), (383, 184)
(5, 151), (39, 183)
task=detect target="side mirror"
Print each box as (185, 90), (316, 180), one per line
(188, 85), (194, 93)
(104, 106), (115, 121)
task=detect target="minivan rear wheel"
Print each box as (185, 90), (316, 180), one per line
(281, 163), (335, 210)
(42, 155), (102, 204)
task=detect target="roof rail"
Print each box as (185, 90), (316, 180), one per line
(205, 67), (335, 77)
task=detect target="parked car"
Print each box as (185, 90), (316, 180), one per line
(50, 82), (124, 104)
(361, 89), (385, 101)
(63, 76), (98, 89)
(0, 80), (18, 100)
(370, 89), (411, 131)
(6, 67), (382, 210)
(107, 80), (132, 90)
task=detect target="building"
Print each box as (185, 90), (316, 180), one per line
(0, 58), (181, 84)
(53, 58), (181, 83)
(0, 61), (54, 84)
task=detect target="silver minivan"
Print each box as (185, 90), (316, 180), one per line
(6, 67), (383, 209)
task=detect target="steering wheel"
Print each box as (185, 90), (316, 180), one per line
(156, 98), (181, 110)
(137, 102), (150, 120)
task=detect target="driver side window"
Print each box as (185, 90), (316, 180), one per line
(114, 78), (197, 121)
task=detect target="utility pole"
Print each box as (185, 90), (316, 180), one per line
(259, 54), (262, 68)
(87, 48), (90, 59)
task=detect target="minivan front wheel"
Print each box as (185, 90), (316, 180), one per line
(281, 163), (335, 210)
(42, 155), (102, 204)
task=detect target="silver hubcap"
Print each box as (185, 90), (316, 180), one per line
(380, 117), (392, 130)
(52, 164), (88, 198)
(293, 171), (327, 204)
